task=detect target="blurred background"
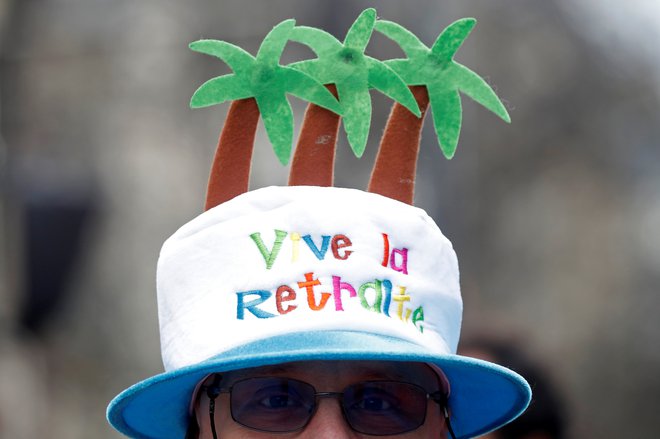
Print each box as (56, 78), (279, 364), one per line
(1, 0), (659, 437)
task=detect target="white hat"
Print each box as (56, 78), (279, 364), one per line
(108, 186), (530, 439)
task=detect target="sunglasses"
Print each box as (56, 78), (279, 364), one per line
(202, 375), (456, 438)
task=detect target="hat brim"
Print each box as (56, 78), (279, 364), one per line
(108, 330), (530, 439)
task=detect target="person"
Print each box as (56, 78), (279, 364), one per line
(107, 10), (531, 439)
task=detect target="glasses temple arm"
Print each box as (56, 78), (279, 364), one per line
(205, 374), (223, 439)
(430, 392), (457, 439)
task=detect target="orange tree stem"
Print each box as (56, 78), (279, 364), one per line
(368, 86), (430, 205)
(288, 85), (340, 187)
(204, 97), (260, 210)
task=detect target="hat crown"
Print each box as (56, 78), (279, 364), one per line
(157, 186), (462, 371)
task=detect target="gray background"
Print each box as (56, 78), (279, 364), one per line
(1, 0), (659, 437)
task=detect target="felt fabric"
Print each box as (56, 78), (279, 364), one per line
(289, 8), (421, 158)
(204, 98), (259, 210)
(190, 20), (341, 165)
(368, 85), (430, 204)
(107, 186), (531, 439)
(375, 18), (510, 159)
(288, 85), (340, 187)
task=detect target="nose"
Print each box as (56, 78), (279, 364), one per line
(300, 397), (357, 438)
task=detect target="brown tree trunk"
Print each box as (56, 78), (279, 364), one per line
(288, 85), (340, 187)
(204, 98), (260, 211)
(367, 86), (430, 205)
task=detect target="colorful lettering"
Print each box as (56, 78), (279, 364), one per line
(297, 272), (331, 311)
(276, 285), (297, 315)
(358, 280), (383, 312)
(236, 290), (275, 319)
(331, 234), (353, 260)
(390, 248), (409, 274)
(290, 232), (301, 262)
(302, 235), (331, 260)
(250, 230), (287, 269)
(381, 233), (390, 267)
(381, 279), (392, 316)
(332, 275), (356, 311)
(412, 306), (424, 332)
(393, 286), (411, 321)
(242, 230), (424, 332)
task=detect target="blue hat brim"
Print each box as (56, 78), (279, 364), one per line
(108, 330), (531, 439)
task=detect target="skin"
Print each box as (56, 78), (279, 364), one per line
(193, 360), (447, 438)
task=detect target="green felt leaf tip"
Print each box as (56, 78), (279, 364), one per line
(257, 93), (294, 165)
(375, 18), (510, 159)
(190, 74), (252, 108)
(289, 8), (420, 157)
(281, 67), (342, 115)
(453, 64), (511, 123)
(429, 88), (462, 159)
(189, 40), (255, 75)
(431, 18), (476, 62)
(338, 84), (372, 157)
(344, 8), (376, 52)
(366, 58), (421, 117)
(374, 20), (426, 57)
(256, 19), (295, 64)
(289, 26), (342, 58)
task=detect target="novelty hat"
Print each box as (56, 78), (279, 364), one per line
(107, 9), (531, 439)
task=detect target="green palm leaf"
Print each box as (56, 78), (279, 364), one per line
(373, 20), (427, 58)
(343, 7), (376, 51)
(190, 19), (341, 165)
(428, 87), (462, 159)
(289, 26), (342, 58)
(451, 64), (510, 123)
(280, 67), (341, 113)
(375, 18), (510, 159)
(430, 18), (476, 63)
(337, 82), (372, 157)
(189, 40), (255, 76)
(256, 91), (294, 165)
(256, 19), (295, 64)
(190, 74), (253, 108)
(366, 58), (419, 116)
(288, 8), (420, 157)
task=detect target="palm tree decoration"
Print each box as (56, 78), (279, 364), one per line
(288, 8), (421, 160)
(368, 18), (510, 204)
(190, 19), (341, 209)
(190, 10), (510, 208)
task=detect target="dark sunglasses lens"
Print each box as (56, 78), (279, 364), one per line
(343, 381), (428, 435)
(230, 377), (316, 432)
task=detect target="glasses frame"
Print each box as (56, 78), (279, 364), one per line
(201, 374), (456, 439)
